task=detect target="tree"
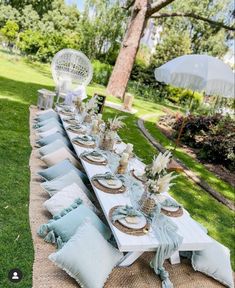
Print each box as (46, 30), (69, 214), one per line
(78, 0), (126, 62)
(0, 4), (20, 27)
(0, 20), (19, 51)
(106, 0), (235, 99)
(151, 28), (192, 68)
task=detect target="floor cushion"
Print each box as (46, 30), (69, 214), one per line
(49, 221), (123, 288)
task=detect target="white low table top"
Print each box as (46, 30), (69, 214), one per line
(59, 112), (213, 252)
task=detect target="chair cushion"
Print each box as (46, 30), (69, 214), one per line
(192, 238), (234, 288)
(37, 127), (64, 139)
(38, 204), (112, 245)
(35, 110), (59, 122)
(41, 147), (80, 168)
(34, 118), (61, 129)
(43, 183), (97, 216)
(36, 132), (71, 148)
(37, 159), (87, 182)
(36, 121), (62, 133)
(49, 221), (123, 288)
(38, 139), (68, 157)
(41, 170), (92, 200)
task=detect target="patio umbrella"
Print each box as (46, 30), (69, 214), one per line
(154, 54), (234, 98)
(154, 54), (235, 148)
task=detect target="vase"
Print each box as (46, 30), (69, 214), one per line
(84, 114), (92, 123)
(139, 191), (156, 216)
(99, 131), (116, 151)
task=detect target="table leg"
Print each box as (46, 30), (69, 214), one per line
(169, 251), (180, 264)
(118, 251), (144, 267)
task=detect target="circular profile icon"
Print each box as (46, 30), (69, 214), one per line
(8, 268), (23, 283)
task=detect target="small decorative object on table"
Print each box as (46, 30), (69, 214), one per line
(123, 143), (134, 159)
(91, 119), (99, 135)
(83, 97), (99, 123)
(116, 153), (129, 174)
(99, 116), (126, 151)
(139, 151), (178, 217)
(37, 89), (56, 110)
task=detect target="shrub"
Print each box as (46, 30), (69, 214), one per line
(92, 60), (113, 86)
(173, 114), (235, 171)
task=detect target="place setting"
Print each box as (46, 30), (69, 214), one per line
(81, 150), (108, 166)
(59, 107), (76, 116)
(109, 205), (150, 236)
(91, 172), (126, 194)
(72, 135), (97, 148)
(66, 124), (87, 134)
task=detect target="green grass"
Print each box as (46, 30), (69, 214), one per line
(0, 50), (234, 288)
(144, 116), (235, 202)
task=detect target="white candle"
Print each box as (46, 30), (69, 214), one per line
(98, 113), (102, 120)
(125, 143), (133, 154)
(121, 153), (129, 163)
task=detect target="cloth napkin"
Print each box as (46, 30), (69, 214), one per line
(81, 150), (106, 159)
(150, 210), (183, 288)
(92, 172), (116, 181)
(111, 205), (143, 223)
(73, 135), (95, 142)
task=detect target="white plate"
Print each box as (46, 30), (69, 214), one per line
(161, 206), (179, 212)
(86, 154), (106, 163)
(98, 178), (123, 189)
(119, 215), (147, 230)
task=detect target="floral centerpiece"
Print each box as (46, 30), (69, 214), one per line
(83, 97), (99, 123)
(140, 151), (177, 215)
(99, 116), (126, 151)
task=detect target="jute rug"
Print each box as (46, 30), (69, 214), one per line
(29, 106), (224, 288)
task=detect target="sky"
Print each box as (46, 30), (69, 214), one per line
(65, 0), (84, 11)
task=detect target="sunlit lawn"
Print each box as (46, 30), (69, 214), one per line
(0, 50), (234, 288)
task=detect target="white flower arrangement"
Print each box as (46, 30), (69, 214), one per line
(146, 172), (177, 195)
(106, 116), (126, 132)
(145, 150), (172, 179)
(84, 97), (99, 115)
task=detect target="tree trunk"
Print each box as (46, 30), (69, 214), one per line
(106, 0), (149, 99)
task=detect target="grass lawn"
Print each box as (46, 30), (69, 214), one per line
(0, 51), (234, 288)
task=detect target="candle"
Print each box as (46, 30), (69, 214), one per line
(92, 119), (99, 134)
(121, 153), (129, 163)
(125, 143), (133, 154)
(98, 113), (102, 120)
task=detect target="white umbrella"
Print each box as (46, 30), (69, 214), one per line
(154, 54), (234, 98)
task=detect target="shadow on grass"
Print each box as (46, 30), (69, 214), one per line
(0, 75), (54, 105)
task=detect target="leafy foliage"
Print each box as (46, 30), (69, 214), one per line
(0, 20), (19, 46)
(173, 114), (235, 171)
(92, 60), (113, 86)
(151, 28), (192, 68)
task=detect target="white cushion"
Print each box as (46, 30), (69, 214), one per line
(192, 238), (234, 288)
(49, 221), (123, 288)
(43, 183), (97, 216)
(36, 121), (62, 133)
(41, 147), (80, 168)
(36, 108), (54, 116)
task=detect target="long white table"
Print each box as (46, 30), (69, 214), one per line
(59, 112), (213, 266)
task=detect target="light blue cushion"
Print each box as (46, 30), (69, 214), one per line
(38, 205), (112, 246)
(40, 169), (92, 200)
(38, 139), (68, 157)
(34, 118), (61, 129)
(49, 221), (123, 288)
(38, 159), (81, 180)
(35, 110), (59, 122)
(36, 121), (63, 133)
(192, 239), (234, 288)
(36, 132), (71, 148)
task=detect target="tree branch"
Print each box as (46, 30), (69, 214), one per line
(148, 0), (176, 16)
(121, 0), (135, 10)
(151, 12), (235, 31)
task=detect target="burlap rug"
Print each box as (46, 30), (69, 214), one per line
(29, 106), (224, 287)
